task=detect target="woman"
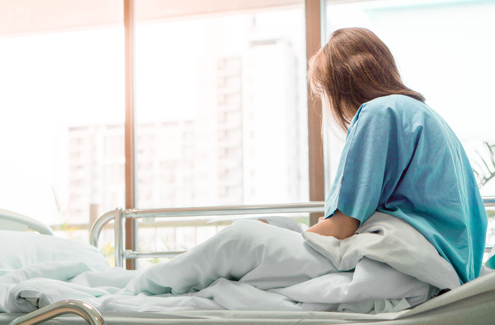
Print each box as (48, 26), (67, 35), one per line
(306, 27), (487, 284)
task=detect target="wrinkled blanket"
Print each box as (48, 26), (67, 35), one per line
(0, 212), (460, 314)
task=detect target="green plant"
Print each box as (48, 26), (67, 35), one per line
(51, 186), (81, 238)
(471, 141), (495, 189)
(100, 242), (115, 265)
(160, 234), (175, 251)
(52, 186), (68, 221)
(59, 221), (80, 238)
(293, 216), (309, 228)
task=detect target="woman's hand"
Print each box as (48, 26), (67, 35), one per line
(305, 210), (359, 240)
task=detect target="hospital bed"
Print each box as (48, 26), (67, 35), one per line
(1, 199), (495, 325)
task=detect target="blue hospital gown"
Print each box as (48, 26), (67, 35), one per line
(325, 94), (487, 284)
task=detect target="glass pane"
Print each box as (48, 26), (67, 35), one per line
(0, 1), (124, 264)
(135, 4), (309, 268)
(325, 0), (495, 247)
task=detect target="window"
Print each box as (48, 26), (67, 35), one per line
(0, 0), (343, 269)
(0, 1), (125, 264)
(133, 3), (310, 269)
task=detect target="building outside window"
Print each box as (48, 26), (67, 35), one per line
(133, 7), (309, 268)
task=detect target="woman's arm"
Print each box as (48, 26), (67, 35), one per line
(305, 210), (359, 239)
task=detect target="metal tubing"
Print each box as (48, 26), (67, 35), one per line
(8, 299), (105, 325)
(124, 202), (325, 219)
(0, 209), (54, 236)
(89, 199), (495, 266)
(90, 203), (324, 249)
(128, 246), (495, 262)
(484, 197), (495, 207)
(125, 250), (186, 259)
(114, 208), (125, 268)
(90, 210), (115, 247)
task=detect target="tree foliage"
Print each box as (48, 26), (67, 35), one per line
(472, 141), (495, 189)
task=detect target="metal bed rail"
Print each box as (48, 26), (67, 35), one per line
(8, 299), (105, 325)
(90, 202), (326, 268)
(90, 198), (495, 269)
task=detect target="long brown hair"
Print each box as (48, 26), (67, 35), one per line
(308, 27), (425, 132)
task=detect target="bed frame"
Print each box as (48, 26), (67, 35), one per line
(7, 299), (104, 325)
(5, 198), (495, 325)
(89, 199), (495, 268)
(89, 202), (327, 268)
(0, 209), (53, 236)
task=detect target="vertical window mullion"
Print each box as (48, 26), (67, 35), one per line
(124, 0), (136, 270)
(305, 0), (325, 226)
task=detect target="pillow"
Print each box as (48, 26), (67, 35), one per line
(0, 230), (110, 276)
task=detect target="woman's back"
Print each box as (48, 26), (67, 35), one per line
(325, 94), (487, 284)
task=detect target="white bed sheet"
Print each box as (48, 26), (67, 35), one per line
(0, 212), (459, 315)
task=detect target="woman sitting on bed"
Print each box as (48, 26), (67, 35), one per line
(1, 27), (489, 316)
(125, 27), (486, 301)
(305, 27), (487, 284)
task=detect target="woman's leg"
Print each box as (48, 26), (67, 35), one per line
(123, 220), (337, 295)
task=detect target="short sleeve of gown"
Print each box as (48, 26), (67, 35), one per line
(325, 102), (415, 224)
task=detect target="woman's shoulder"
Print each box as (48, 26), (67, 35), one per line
(357, 94), (430, 122)
(349, 94), (441, 139)
(365, 94), (425, 111)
